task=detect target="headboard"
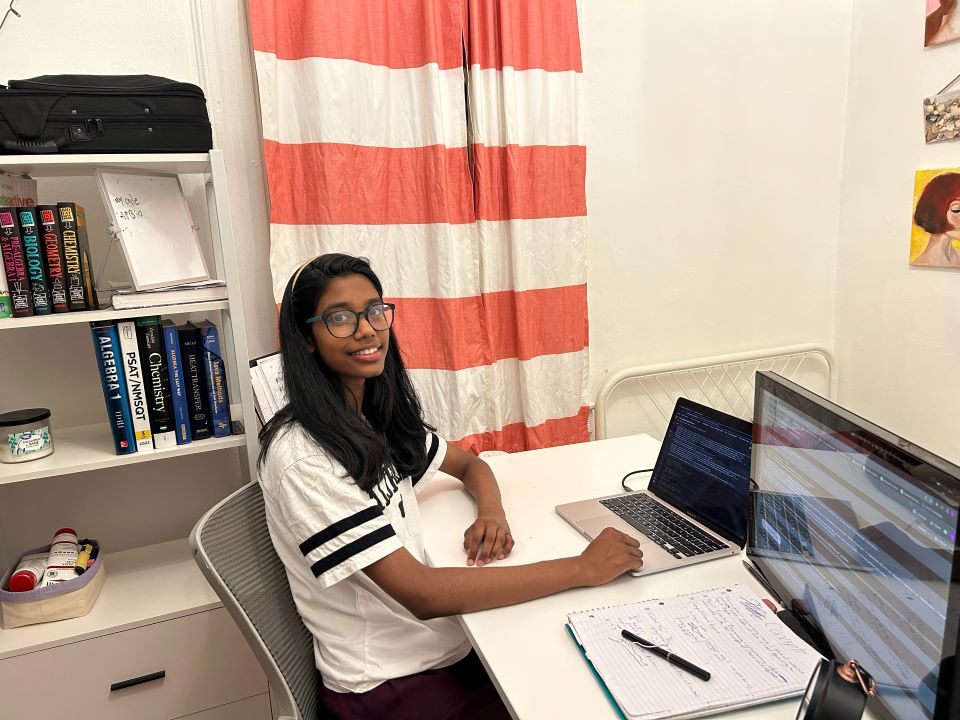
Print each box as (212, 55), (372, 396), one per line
(593, 344), (835, 441)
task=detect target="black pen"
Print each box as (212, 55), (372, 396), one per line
(621, 629), (711, 681)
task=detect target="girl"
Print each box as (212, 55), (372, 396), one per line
(258, 253), (644, 719)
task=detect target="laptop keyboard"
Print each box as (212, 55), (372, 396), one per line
(755, 493), (814, 556)
(600, 494), (728, 559)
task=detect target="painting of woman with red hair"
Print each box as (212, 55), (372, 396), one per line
(911, 169), (960, 268)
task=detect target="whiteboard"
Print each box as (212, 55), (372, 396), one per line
(96, 169), (209, 290)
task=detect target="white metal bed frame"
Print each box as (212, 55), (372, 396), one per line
(594, 344), (835, 441)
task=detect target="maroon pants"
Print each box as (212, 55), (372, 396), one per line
(318, 651), (512, 720)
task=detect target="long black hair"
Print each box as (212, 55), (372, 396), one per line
(257, 253), (433, 492)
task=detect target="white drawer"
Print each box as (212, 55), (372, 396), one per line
(0, 607), (267, 720)
(178, 692), (271, 720)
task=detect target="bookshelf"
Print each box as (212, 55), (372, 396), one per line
(0, 151), (258, 475)
(0, 152), (265, 716)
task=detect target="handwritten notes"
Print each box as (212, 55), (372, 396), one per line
(96, 170), (208, 290)
(567, 585), (821, 719)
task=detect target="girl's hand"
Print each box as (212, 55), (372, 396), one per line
(463, 511), (514, 566)
(576, 527), (645, 585)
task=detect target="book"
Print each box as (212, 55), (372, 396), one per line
(136, 316), (177, 449)
(75, 204), (99, 310)
(565, 585), (822, 720)
(177, 321), (212, 440)
(109, 280), (227, 310)
(90, 321), (137, 455)
(198, 320), (232, 437)
(37, 205), (70, 312)
(117, 319), (154, 453)
(162, 319), (192, 445)
(17, 208), (52, 315)
(0, 172), (37, 208)
(0, 207), (32, 317)
(58, 203), (87, 311)
(0, 251), (10, 318)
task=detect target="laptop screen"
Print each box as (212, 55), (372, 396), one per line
(649, 398), (754, 545)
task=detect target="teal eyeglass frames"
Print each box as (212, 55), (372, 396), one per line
(306, 302), (396, 338)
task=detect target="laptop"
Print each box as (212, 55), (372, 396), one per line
(750, 491), (863, 568)
(556, 397), (753, 575)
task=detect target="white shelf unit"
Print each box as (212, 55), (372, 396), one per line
(0, 422), (246, 484)
(0, 539), (218, 661)
(0, 153), (263, 711)
(0, 151), (259, 477)
(1, 300), (228, 329)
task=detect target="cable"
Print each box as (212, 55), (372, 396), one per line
(621, 468), (654, 493)
(0, 1), (19, 34)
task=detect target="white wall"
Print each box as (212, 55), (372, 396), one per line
(835, 2), (960, 464)
(582, 0), (852, 405)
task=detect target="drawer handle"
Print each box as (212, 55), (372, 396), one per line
(110, 670), (166, 692)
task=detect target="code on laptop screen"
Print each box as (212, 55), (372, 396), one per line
(649, 399), (753, 544)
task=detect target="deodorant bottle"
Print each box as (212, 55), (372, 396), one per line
(7, 553), (47, 591)
(39, 528), (79, 588)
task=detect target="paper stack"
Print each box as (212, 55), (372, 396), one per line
(249, 352), (287, 425)
(110, 280), (227, 310)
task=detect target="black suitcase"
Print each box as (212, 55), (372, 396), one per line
(0, 74), (212, 154)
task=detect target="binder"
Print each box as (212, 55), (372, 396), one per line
(565, 624), (627, 720)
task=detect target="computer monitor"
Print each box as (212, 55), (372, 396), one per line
(747, 371), (960, 720)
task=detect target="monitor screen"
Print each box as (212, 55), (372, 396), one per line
(747, 372), (960, 720)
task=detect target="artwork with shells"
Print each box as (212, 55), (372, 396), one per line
(924, 91), (960, 143)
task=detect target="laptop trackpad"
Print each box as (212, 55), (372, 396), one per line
(579, 516), (657, 548)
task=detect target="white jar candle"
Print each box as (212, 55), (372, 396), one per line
(0, 408), (54, 463)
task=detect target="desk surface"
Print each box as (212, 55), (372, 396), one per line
(419, 435), (813, 720)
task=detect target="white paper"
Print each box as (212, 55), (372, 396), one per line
(250, 353), (287, 424)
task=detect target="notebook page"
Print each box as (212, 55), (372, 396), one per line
(567, 585), (822, 720)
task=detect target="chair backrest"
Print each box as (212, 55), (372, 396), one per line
(190, 482), (323, 720)
(594, 344), (835, 441)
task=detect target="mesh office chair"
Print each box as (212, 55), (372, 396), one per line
(190, 481), (330, 720)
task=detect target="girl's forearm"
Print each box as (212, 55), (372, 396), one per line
(460, 458), (504, 513)
(406, 558), (589, 620)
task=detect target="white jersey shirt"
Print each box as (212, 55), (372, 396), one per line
(259, 424), (471, 693)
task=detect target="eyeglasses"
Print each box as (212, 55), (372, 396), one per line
(306, 302), (396, 338)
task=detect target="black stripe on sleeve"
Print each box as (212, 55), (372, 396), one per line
(309, 525), (397, 578)
(299, 505), (383, 557)
(413, 433), (440, 486)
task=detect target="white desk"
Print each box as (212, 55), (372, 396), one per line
(419, 435), (810, 720)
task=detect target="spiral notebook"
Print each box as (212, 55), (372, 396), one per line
(565, 585), (822, 720)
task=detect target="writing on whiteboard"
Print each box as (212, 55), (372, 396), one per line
(96, 169), (209, 290)
(113, 194), (144, 222)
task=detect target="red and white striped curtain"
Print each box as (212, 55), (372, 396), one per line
(249, 1), (587, 453)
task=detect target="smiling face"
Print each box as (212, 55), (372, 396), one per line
(306, 274), (390, 398)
